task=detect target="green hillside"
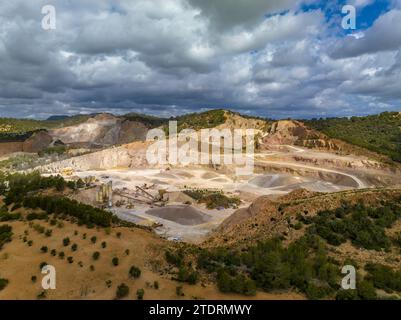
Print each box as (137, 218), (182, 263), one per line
(0, 115), (92, 133)
(174, 109), (227, 132)
(306, 112), (401, 162)
(123, 113), (168, 128)
(0, 115), (92, 141)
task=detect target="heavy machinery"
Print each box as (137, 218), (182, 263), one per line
(96, 181), (113, 207)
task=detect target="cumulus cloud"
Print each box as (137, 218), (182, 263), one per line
(0, 0), (400, 119)
(330, 10), (401, 58)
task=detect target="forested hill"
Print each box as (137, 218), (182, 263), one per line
(306, 112), (401, 162)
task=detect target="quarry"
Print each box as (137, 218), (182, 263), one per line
(3, 112), (401, 244)
(1, 110), (401, 301)
(45, 142), (399, 243)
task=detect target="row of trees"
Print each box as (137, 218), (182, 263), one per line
(1, 172), (85, 203)
(22, 196), (114, 227)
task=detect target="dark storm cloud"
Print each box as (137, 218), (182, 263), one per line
(186, 0), (298, 31)
(0, 0), (400, 119)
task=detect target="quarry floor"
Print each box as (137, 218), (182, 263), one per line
(72, 152), (366, 243)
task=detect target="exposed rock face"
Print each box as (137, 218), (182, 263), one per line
(118, 120), (148, 144)
(262, 120), (321, 146)
(0, 142), (23, 156)
(260, 120), (394, 163)
(0, 130), (53, 156)
(22, 130), (53, 153)
(39, 141), (151, 173)
(49, 113), (149, 147)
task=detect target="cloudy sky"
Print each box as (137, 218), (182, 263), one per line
(0, 0), (400, 119)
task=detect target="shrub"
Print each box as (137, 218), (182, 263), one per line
(0, 278), (9, 291)
(33, 224), (45, 234)
(176, 286), (184, 297)
(50, 249), (56, 256)
(92, 251), (100, 260)
(67, 256), (74, 264)
(62, 237), (70, 247)
(336, 289), (359, 300)
(154, 281), (159, 289)
(136, 288), (145, 300)
(101, 241), (107, 249)
(31, 276), (37, 283)
(293, 222), (303, 230)
(129, 266), (141, 278)
(0, 212), (21, 221)
(216, 270), (256, 296)
(40, 246), (48, 253)
(26, 212), (47, 221)
(0, 224), (13, 249)
(183, 189), (240, 209)
(116, 283), (129, 299)
(112, 257), (119, 266)
(177, 266), (199, 284)
(58, 251), (65, 259)
(71, 244), (78, 252)
(91, 236), (97, 244)
(357, 281), (377, 300)
(365, 263), (401, 293)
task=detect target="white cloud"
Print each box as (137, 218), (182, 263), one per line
(0, 0), (400, 119)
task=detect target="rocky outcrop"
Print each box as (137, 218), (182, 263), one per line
(22, 130), (53, 153)
(262, 120), (320, 147)
(39, 141), (151, 173)
(0, 142), (23, 156)
(49, 113), (149, 147)
(0, 130), (53, 156)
